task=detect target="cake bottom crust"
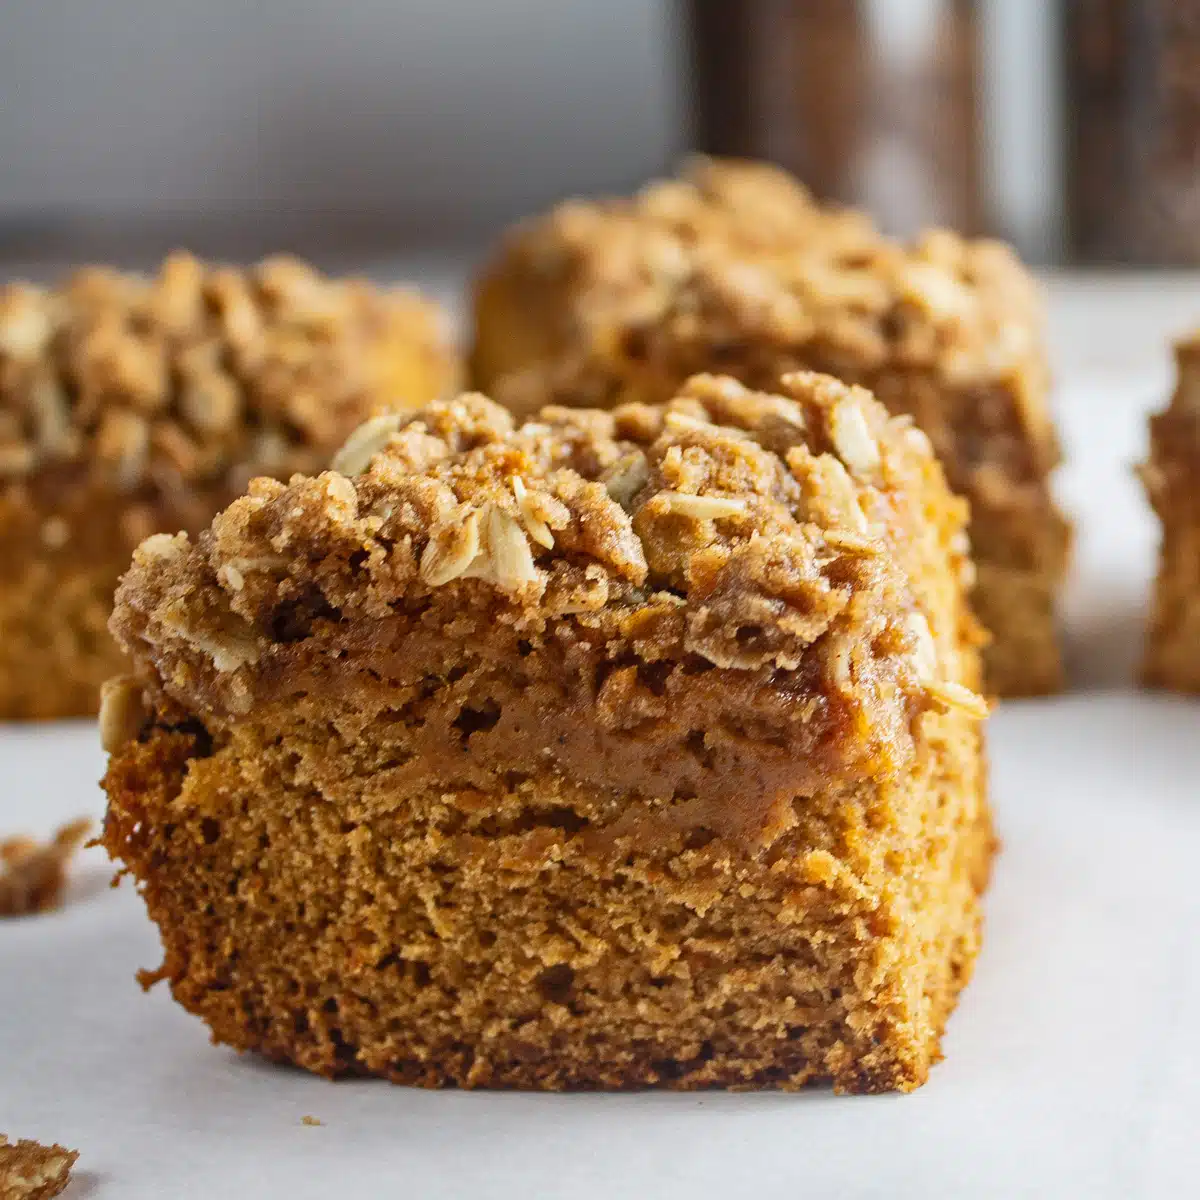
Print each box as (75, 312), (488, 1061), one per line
(0, 555), (128, 719)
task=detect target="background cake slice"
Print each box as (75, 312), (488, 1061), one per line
(0, 253), (457, 719)
(1143, 333), (1200, 690)
(472, 157), (1070, 696)
(102, 372), (990, 1094)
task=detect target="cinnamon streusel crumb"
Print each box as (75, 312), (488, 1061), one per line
(472, 156), (1070, 695)
(0, 1136), (78, 1200)
(103, 373), (990, 1094)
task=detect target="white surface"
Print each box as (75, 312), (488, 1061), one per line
(4, 274), (1200, 1199)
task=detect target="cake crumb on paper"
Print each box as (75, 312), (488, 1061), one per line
(0, 818), (92, 917)
(0, 1134), (79, 1200)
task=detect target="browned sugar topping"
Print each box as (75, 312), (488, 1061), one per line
(109, 372), (983, 733)
(0, 252), (448, 492)
(495, 156), (1042, 396)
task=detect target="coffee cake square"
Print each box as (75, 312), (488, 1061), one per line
(102, 372), (990, 1093)
(0, 253), (456, 718)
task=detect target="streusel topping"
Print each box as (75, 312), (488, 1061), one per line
(0, 252), (450, 493)
(112, 373), (983, 731)
(487, 157), (1043, 404)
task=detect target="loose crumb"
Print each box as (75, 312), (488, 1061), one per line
(0, 819), (92, 917)
(0, 1135), (78, 1200)
(300, 1116), (323, 1127)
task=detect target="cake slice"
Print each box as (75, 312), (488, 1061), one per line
(472, 157), (1070, 695)
(101, 372), (991, 1093)
(0, 253), (457, 718)
(1143, 333), (1200, 689)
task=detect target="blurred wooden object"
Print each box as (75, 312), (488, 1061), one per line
(685, 0), (983, 237)
(1065, 0), (1200, 264)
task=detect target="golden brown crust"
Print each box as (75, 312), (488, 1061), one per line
(103, 374), (988, 1094)
(471, 157), (1070, 695)
(0, 253), (457, 718)
(1142, 334), (1200, 689)
(0, 1137), (78, 1200)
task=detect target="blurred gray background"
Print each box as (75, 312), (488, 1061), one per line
(0, 2), (1138, 271)
(0, 0), (684, 269)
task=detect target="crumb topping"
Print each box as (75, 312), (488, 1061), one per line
(0, 252), (451, 495)
(486, 156), (1043, 405)
(0, 1136), (78, 1200)
(0, 819), (91, 917)
(111, 372), (981, 729)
